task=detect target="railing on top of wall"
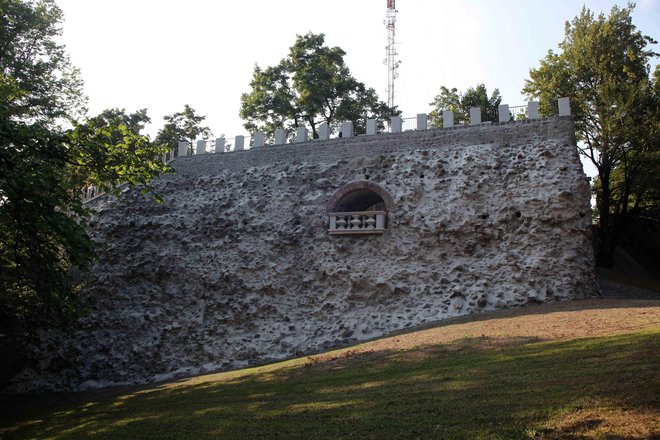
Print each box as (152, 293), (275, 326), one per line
(173, 97), (571, 159)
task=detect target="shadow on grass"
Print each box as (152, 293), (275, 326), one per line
(1, 330), (658, 439)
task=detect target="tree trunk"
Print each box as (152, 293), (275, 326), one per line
(597, 167), (616, 267)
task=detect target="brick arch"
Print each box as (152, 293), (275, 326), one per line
(326, 181), (395, 213)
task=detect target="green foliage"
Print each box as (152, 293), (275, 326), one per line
(0, 0), (169, 337)
(240, 32), (399, 140)
(68, 108), (170, 199)
(428, 83), (502, 127)
(154, 105), (212, 156)
(523, 4), (659, 265)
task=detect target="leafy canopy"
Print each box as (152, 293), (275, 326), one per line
(240, 32), (398, 140)
(428, 84), (502, 127)
(0, 0), (169, 336)
(154, 104), (212, 156)
(523, 3), (659, 265)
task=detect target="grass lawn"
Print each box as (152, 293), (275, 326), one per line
(1, 300), (659, 439)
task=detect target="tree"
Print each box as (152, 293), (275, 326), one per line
(68, 108), (169, 201)
(428, 83), (502, 127)
(0, 0), (168, 347)
(240, 32), (398, 141)
(154, 105), (212, 156)
(522, 3), (659, 266)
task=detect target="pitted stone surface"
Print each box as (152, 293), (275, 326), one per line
(11, 118), (596, 391)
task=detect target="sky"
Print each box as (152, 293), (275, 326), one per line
(55, 0), (659, 167)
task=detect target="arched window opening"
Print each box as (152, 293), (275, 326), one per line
(326, 181), (393, 235)
(335, 189), (385, 212)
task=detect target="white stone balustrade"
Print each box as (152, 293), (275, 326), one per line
(169, 98), (571, 160)
(328, 211), (386, 235)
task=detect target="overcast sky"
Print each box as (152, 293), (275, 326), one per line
(56, 0), (658, 155)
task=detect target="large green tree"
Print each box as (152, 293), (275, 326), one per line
(428, 83), (502, 127)
(240, 32), (398, 140)
(522, 3), (659, 266)
(0, 0), (169, 346)
(154, 104), (212, 156)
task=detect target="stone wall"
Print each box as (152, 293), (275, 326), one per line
(11, 117), (596, 391)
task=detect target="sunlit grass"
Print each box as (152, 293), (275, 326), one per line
(1, 327), (658, 439)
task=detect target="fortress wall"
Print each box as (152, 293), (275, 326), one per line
(177, 117), (578, 175)
(12, 117), (596, 391)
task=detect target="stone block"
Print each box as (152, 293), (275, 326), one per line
(178, 141), (188, 157)
(215, 137), (225, 153)
(295, 127), (308, 143)
(417, 113), (427, 130)
(498, 104), (510, 123)
(274, 129), (286, 145)
(443, 111), (454, 128)
(234, 135), (245, 151)
(253, 131), (265, 148)
(470, 107), (481, 125)
(319, 122), (330, 140)
(196, 140), (206, 155)
(528, 101), (540, 120)
(341, 121), (354, 138)
(390, 116), (402, 133)
(558, 97), (571, 116)
(366, 119), (377, 135)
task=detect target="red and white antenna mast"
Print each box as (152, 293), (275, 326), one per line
(385, 0), (400, 109)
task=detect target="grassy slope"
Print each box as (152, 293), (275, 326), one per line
(1, 299), (659, 440)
